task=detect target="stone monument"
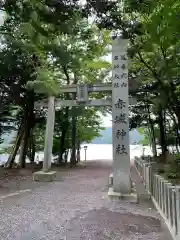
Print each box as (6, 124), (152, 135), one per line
(108, 36), (137, 201)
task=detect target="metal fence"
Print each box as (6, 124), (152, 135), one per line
(134, 157), (180, 240)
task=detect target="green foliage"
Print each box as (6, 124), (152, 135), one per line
(76, 108), (104, 143)
(27, 66), (59, 96)
(0, 0), (111, 167)
(137, 127), (150, 146)
(85, 60), (111, 70)
(164, 156), (180, 180)
(84, 0), (180, 178)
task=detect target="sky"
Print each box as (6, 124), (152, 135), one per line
(102, 114), (112, 127)
(0, 9), (5, 24)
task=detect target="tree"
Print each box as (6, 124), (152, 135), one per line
(0, 0), (111, 168)
(1, 0), (83, 167)
(84, 0), (180, 164)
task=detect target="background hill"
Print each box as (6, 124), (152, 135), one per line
(0, 127), (143, 149)
(90, 127), (142, 144)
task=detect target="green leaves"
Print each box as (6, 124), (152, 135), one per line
(0, 0), (112, 163)
(121, 0), (180, 157)
(85, 59), (111, 70)
(27, 66), (59, 96)
(76, 108), (104, 143)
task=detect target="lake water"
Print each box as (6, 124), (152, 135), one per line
(0, 144), (155, 165)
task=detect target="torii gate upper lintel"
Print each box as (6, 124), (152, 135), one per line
(35, 81), (137, 108)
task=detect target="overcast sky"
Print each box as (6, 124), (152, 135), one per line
(102, 114), (112, 127)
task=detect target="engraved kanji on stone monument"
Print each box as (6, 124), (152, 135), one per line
(114, 113), (127, 124)
(121, 73), (128, 79)
(114, 99), (126, 109)
(114, 82), (120, 88)
(114, 74), (120, 79)
(121, 54), (127, 60)
(116, 144), (127, 155)
(116, 129), (127, 140)
(112, 37), (130, 194)
(121, 82), (127, 88)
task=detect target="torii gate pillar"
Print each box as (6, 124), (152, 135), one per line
(33, 96), (56, 182)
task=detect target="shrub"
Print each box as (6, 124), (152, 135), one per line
(165, 157), (180, 179)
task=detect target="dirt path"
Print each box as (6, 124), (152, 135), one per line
(0, 160), (172, 240)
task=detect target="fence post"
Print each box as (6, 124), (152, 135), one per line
(162, 180), (169, 217)
(175, 186), (180, 238)
(168, 186), (175, 230)
(135, 158), (180, 240)
(146, 165), (150, 193)
(152, 174), (156, 198)
(157, 176), (162, 207)
(171, 188), (176, 235)
(154, 175), (158, 202)
(159, 178), (163, 210)
(149, 162), (157, 194)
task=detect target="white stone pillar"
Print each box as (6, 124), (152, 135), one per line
(112, 37), (131, 194)
(43, 96), (55, 172)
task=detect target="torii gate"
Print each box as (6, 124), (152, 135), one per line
(33, 37), (138, 201)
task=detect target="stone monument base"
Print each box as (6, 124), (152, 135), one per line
(33, 171), (56, 182)
(108, 173), (113, 187)
(108, 173), (137, 203)
(108, 187), (138, 203)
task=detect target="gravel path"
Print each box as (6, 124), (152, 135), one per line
(0, 160), (172, 240)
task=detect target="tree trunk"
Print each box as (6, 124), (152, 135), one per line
(31, 133), (36, 163)
(27, 131), (35, 163)
(59, 66), (71, 164)
(149, 122), (157, 157)
(5, 123), (24, 168)
(76, 141), (81, 163)
(158, 108), (168, 157)
(59, 128), (66, 162)
(70, 74), (78, 166)
(58, 107), (69, 163)
(19, 116), (32, 168)
(70, 107), (77, 166)
(171, 113), (180, 151)
(64, 149), (69, 163)
(19, 136), (25, 167)
(19, 91), (35, 168)
(146, 101), (157, 157)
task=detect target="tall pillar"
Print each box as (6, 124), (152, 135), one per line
(43, 96), (55, 172)
(112, 37), (131, 194)
(33, 96), (56, 181)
